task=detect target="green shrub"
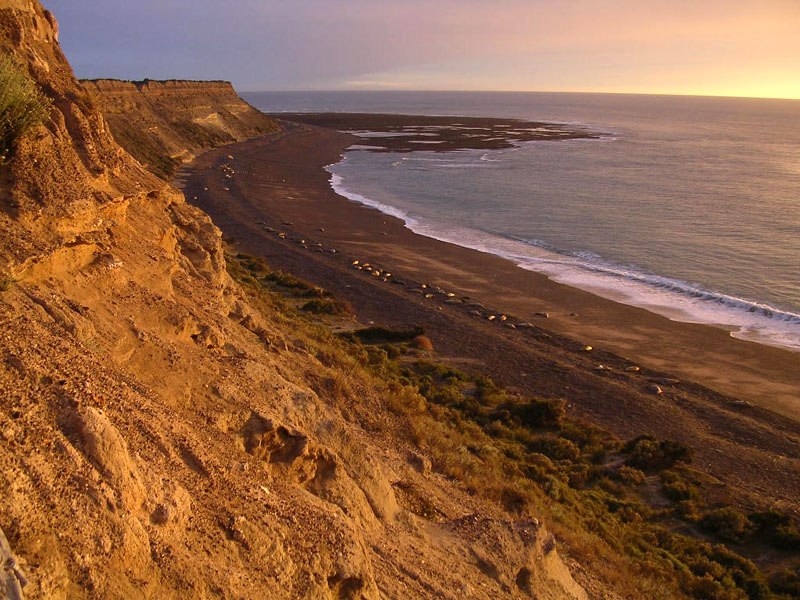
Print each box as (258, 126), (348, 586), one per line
(769, 568), (800, 596)
(558, 421), (613, 459)
(749, 511), (800, 551)
(661, 471), (697, 502)
(701, 507), (754, 544)
(622, 435), (693, 471)
(526, 435), (581, 461)
(0, 55), (52, 163)
(614, 465), (646, 486)
(675, 500), (701, 521)
(300, 297), (352, 316)
(502, 398), (566, 429)
(262, 269), (314, 291)
(344, 325), (423, 344)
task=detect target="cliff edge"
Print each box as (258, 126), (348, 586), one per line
(81, 78), (278, 179)
(0, 2), (596, 599)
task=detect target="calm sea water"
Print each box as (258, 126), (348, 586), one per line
(243, 91), (800, 351)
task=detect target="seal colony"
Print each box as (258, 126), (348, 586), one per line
(179, 119), (800, 519)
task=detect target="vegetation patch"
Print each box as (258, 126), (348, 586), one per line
(344, 329), (800, 599)
(0, 55), (52, 164)
(339, 325), (424, 345)
(227, 250), (800, 599)
(300, 297), (353, 316)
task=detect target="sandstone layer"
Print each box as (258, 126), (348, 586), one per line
(81, 78), (278, 179)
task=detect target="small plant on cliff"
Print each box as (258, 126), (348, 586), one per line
(0, 55), (52, 164)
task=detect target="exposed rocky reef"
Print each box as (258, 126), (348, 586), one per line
(279, 112), (599, 153)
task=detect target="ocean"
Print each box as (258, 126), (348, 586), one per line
(243, 91), (800, 352)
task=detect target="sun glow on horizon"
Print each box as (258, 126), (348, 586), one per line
(43, 0), (800, 101)
(338, 80), (800, 101)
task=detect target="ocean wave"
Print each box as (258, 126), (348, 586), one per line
(345, 130), (412, 138)
(435, 164), (491, 169)
(396, 156), (461, 163)
(504, 233), (800, 317)
(327, 171), (418, 228)
(324, 165), (800, 352)
(497, 233), (800, 348)
(389, 154), (492, 169)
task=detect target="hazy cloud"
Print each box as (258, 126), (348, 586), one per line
(41, 0), (800, 97)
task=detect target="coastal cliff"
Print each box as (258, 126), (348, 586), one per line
(0, 2), (595, 599)
(81, 78), (278, 178)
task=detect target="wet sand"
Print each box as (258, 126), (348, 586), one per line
(178, 120), (800, 512)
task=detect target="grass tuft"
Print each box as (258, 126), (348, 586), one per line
(0, 55), (52, 164)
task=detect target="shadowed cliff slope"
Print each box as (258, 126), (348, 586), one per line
(0, 2), (597, 599)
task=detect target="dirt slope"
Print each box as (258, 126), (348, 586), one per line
(0, 2), (601, 598)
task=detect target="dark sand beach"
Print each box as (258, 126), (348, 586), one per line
(178, 120), (800, 513)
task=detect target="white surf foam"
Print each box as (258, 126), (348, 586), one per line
(325, 164), (800, 352)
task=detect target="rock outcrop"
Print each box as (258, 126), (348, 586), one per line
(81, 78), (278, 178)
(0, 2), (597, 598)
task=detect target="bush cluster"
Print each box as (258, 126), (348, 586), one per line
(227, 251), (800, 600)
(0, 55), (52, 163)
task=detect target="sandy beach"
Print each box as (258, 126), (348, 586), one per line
(178, 120), (800, 513)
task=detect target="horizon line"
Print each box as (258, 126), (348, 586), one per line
(236, 88), (800, 102)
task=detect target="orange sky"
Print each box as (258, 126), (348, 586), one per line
(43, 0), (800, 98)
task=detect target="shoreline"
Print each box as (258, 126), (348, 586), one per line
(328, 165), (800, 355)
(310, 111), (800, 355)
(179, 121), (800, 420)
(177, 120), (800, 510)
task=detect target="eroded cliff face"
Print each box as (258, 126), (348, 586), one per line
(0, 2), (595, 599)
(81, 78), (278, 179)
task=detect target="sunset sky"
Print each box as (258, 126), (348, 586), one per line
(42, 1), (800, 99)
